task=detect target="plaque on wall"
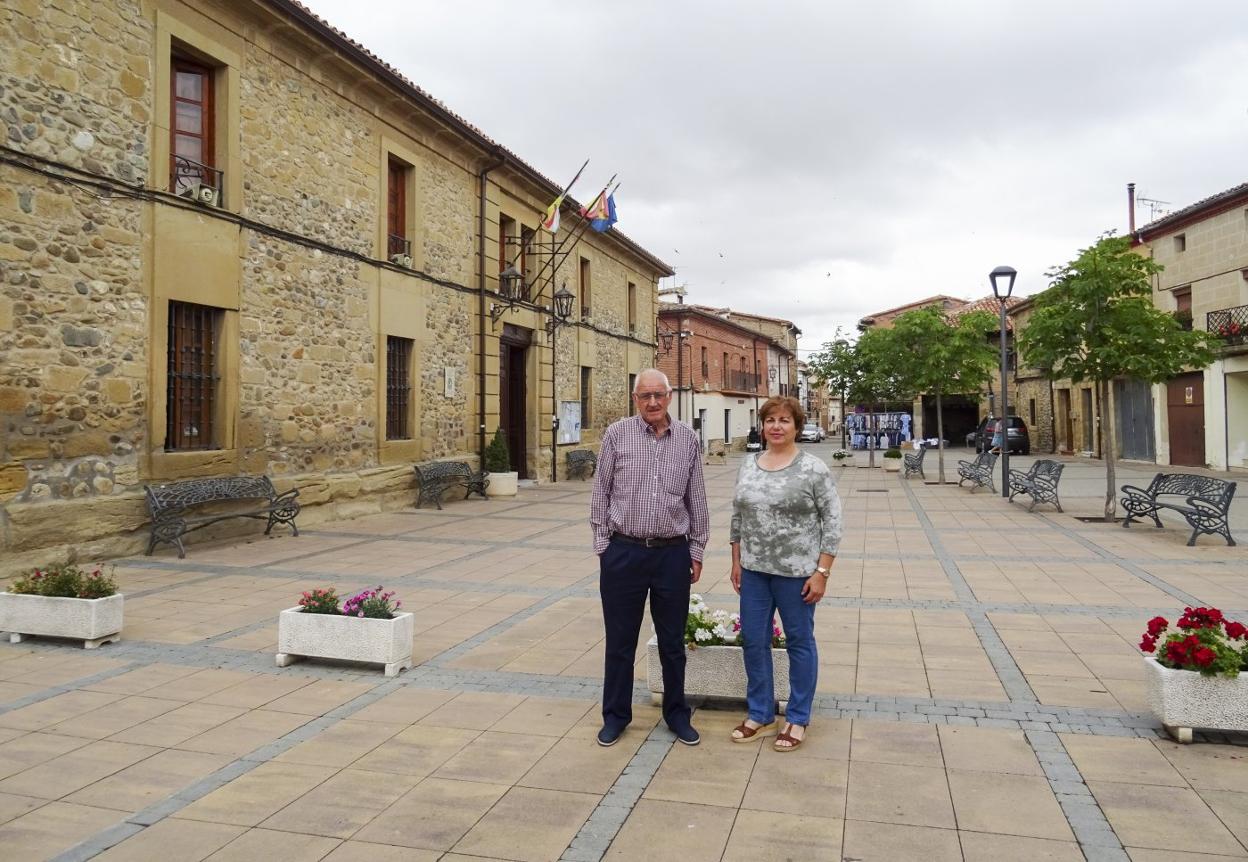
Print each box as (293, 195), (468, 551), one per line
(558, 401), (581, 444)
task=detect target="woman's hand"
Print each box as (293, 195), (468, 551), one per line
(730, 562), (742, 594)
(801, 571), (827, 604)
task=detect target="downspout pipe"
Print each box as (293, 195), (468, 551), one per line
(477, 148), (506, 469)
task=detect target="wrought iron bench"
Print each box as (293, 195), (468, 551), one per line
(144, 476), (300, 558)
(1121, 473), (1237, 546)
(413, 461), (489, 509)
(566, 449), (597, 480)
(903, 446), (927, 479)
(956, 451), (998, 493)
(1008, 459), (1065, 512)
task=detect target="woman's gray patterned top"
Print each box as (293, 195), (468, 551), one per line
(730, 451), (843, 578)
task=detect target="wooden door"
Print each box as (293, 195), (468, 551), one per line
(1166, 373), (1205, 467)
(1057, 389), (1073, 454)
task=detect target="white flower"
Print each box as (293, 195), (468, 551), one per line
(694, 628), (712, 642)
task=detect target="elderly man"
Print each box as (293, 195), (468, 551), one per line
(590, 368), (709, 747)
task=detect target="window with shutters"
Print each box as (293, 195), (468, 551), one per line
(579, 257), (591, 318)
(627, 282), (637, 333)
(581, 366), (592, 429)
(386, 336), (413, 440)
(170, 57), (222, 199)
(387, 157), (412, 261)
(166, 301), (222, 451)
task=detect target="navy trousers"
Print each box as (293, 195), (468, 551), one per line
(599, 537), (692, 731)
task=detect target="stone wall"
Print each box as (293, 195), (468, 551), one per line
(0, 0), (665, 573)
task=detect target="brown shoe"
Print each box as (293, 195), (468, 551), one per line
(731, 720), (775, 742)
(774, 723), (806, 752)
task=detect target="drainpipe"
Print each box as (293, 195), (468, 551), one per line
(477, 148), (506, 469)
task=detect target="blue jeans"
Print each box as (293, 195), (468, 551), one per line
(739, 568), (818, 726)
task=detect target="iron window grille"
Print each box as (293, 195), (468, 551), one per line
(166, 300), (221, 451)
(386, 336), (413, 440)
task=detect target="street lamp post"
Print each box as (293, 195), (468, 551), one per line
(545, 283), (575, 483)
(834, 338), (849, 451)
(989, 265), (1017, 499)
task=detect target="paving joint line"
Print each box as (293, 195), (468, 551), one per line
(561, 723), (677, 861)
(48, 678), (404, 862)
(0, 661), (146, 715)
(1024, 729), (1129, 860)
(898, 478), (1038, 704)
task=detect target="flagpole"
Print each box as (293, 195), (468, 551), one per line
(525, 173), (617, 300)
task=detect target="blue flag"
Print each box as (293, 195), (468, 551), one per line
(589, 193), (617, 233)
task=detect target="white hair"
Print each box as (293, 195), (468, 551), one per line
(633, 368), (672, 393)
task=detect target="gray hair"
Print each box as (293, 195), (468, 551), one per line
(633, 368), (672, 393)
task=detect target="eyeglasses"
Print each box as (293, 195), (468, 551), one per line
(633, 391), (669, 402)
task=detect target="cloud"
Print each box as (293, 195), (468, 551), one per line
(301, 0), (1248, 352)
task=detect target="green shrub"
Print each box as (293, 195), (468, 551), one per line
(484, 427), (511, 473)
(883, 448), (902, 459)
(8, 564), (118, 599)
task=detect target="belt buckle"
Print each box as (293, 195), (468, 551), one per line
(643, 537), (657, 548)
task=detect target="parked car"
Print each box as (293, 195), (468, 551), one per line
(968, 416), (1030, 455)
(798, 423), (825, 443)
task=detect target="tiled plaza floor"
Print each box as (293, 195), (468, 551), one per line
(1, 448), (1245, 861)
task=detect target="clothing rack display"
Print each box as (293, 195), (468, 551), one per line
(846, 411), (912, 450)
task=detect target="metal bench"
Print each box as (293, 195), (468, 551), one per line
(903, 446), (927, 479)
(413, 461), (489, 509)
(144, 476), (300, 558)
(1121, 473), (1237, 546)
(1008, 459), (1065, 512)
(566, 449), (597, 480)
(956, 451), (998, 493)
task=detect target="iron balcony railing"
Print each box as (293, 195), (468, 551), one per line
(1208, 304), (1248, 346)
(170, 154), (224, 204)
(723, 371), (760, 392)
(388, 234), (412, 260)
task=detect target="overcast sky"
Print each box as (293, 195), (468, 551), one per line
(302, 0), (1247, 355)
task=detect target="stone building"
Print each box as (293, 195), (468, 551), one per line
(0, 0), (670, 570)
(655, 304), (784, 449)
(1134, 181), (1248, 471)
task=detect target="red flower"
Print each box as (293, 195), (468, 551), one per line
(1225, 621), (1247, 640)
(1193, 647), (1217, 667)
(1146, 616), (1168, 637)
(1139, 634), (1157, 653)
(1177, 607), (1223, 630)
(1164, 640), (1189, 664)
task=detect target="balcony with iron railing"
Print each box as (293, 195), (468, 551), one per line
(717, 370), (760, 393)
(170, 155), (224, 205)
(1208, 304), (1248, 349)
(388, 234), (412, 261)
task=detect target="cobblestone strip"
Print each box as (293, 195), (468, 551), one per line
(1037, 514), (1209, 607)
(0, 661), (145, 713)
(1025, 729), (1129, 861)
(49, 679), (403, 862)
(898, 479), (1037, 703)
(560, 724), (676, 862)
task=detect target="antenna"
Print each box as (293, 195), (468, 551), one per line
(1136, 195), (1171, 221)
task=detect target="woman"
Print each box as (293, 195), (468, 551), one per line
(729, 395), (842, 751)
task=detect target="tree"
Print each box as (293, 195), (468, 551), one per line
(1017, 234), (1218, 520)
(886, 306), (998, 483)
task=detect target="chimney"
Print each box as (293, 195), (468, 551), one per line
(1127, 183), (1136, 234)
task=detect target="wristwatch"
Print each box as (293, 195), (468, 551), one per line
(814, 566), (829, 576)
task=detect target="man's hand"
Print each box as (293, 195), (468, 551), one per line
(690, 559), (702, 584)
(730, 563), (742, 594)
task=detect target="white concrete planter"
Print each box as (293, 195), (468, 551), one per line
(0, 592), (123, 649)
(1143, 657), (1248, 743)
(647, 636), (790, 712)
(276, 607), (414, 677)
(485, 471), (518, 497)
(883, 458), (902, 472)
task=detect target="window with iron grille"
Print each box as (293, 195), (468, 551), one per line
(170, 56), (221, 198)
(579, 257), (591, 318)
(628, 373), (636, 416)
(387, 157), (411, 260)
(581, 366), (592, 429)
(166, 300), (222, 450)
(386, 336), (413, 440)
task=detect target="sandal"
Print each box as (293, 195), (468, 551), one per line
(731, 720), (774, 743)
(774, 723), (806, 752)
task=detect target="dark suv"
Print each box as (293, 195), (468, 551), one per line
(967, 416), (1030, 455)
